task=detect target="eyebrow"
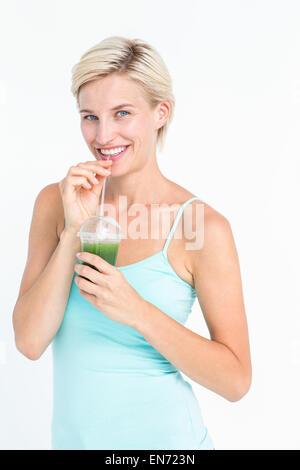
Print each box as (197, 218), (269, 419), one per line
(79, 103), (135, 113)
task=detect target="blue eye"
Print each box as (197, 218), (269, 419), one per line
(117, 110), (129, 117)
(84, 115), (97, 120)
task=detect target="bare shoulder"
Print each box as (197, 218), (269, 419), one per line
(183, 198), (232, 274)
(164, 181), (229, 247)
(194, 199), (229, 231)
(165, 181), (217, 217)
(165, 182), (231, 272)
(172, 183), (228, 235)
(38, 182), (64, 239)
(51, 182), (64, 237)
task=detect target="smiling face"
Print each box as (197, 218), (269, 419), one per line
(78, 73), (170, 175)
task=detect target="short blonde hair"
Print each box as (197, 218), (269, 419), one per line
(71, 36), (175, 151)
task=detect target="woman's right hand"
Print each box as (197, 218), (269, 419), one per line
(59, 159), (113, 233)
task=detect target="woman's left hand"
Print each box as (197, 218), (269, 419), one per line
(74, 252), (145, 329)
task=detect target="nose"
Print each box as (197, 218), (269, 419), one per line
(95, 118), (117, 147)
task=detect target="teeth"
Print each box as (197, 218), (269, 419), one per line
(100, 146), (127, 155)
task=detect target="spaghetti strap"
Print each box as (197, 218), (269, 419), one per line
(162, 196), (201, 258)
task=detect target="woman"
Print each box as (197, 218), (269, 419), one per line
(13, 36), (252, 450)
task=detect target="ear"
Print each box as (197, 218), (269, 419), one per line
(155, 101), (171, 130)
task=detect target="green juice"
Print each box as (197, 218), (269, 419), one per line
(81, 241), (120, 269)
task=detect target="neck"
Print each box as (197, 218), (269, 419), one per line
(104, 156), (171, 208)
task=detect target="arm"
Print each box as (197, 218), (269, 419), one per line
(12, 184), (81, 360)
(134, 209), (252, 402)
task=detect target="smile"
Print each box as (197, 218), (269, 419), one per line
(97, 145), (130, 162)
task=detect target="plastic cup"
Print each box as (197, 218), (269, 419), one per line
(77, 216), (124, 274)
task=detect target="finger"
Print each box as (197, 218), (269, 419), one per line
(75, 263), (106, 285)
(77, 166), (111, 185)
(80, 159), (113, 166)
(77, 252), (114, 274)
(71, 166), (111, 185)
(68, 175), (93, 190)
(75, 274), (99, 296)
(78, 287), (97, 306)
(76, 161), (113, 176)
(67, 166), (95, 189)
(77, 162), (113, 173)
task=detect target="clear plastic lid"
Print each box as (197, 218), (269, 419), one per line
(77, 216), (124, 241)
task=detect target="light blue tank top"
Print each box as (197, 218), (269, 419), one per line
(51, 196), (215, 450)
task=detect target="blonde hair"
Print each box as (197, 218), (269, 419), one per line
(71, 36), (175, 151)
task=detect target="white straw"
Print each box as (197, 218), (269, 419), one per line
(98, 176), (107, 217)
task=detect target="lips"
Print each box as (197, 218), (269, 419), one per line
(97, 145), (130, 162)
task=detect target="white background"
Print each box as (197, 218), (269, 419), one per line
(1, 0), (299, 450)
